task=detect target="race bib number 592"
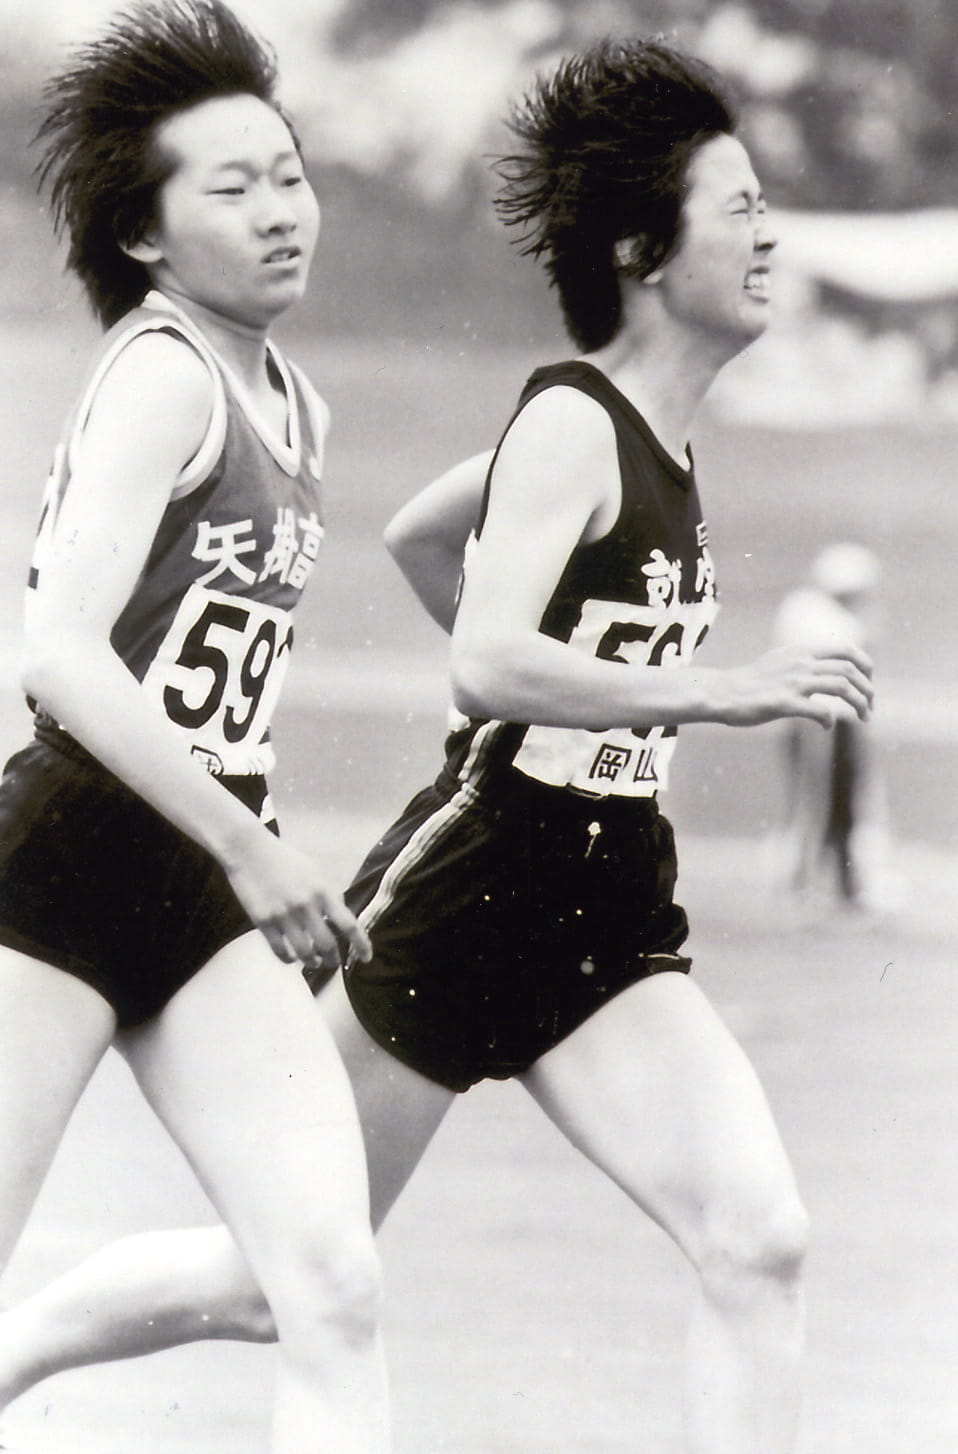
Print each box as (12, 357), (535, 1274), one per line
(144, 583), (293, 772)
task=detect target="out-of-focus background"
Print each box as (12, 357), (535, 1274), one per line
(0, 1), (956, 1450)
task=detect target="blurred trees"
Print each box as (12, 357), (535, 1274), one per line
(4, 0), (954, 213)
(705, 0), (957, 208)
(330, 0), (958, 210)
(312, 0), (958, 388)
(1, 0), (954, 381)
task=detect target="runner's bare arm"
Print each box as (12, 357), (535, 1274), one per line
(384, 450), (492, 633)
(22, 335), (368, 967)
(451, 388), (873, 731)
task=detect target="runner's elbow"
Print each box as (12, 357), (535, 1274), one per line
(450, 647), (489, 718)
(451, 634), (521, 719)
(382, 509), (413, 564)
(19, 635), (67, 703)
(19, 627), (100, 714)
(383, 498), (447, 567)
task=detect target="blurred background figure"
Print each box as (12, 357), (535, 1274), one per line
(772, 542), (899, 914)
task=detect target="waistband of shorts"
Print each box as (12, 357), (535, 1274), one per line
(438, 762), (661, 822)
(33, 712), (267, 812)
(34, 713), (109, 771)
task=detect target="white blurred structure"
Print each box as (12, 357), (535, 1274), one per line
(776, 208), (958, 303)
(712, 209), (958, 426)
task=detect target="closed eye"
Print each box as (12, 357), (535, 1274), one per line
(729, 189), (767, 217)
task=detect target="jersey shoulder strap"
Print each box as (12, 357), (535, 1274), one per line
(67, 297), (228, 499)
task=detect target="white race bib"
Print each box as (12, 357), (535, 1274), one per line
(514, 596), (718, 797)
(143, 583), (294, 775)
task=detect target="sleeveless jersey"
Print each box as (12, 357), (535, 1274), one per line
(28, 292), (327, 777)
(445, 360), (719, 798)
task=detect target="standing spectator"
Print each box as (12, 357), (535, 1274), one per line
(774, 543), (894, 911)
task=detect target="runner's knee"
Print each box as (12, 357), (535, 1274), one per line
(696, 1187), (809, 1300)
(269, 1229), (383, 1354)
(227, 1281), (278, 1341)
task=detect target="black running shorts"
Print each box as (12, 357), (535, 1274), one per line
(0, 723), (272, 1027)
(340, 768), (691, 1092)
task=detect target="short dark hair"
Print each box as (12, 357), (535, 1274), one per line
(35, 0), (290, 327)
(494, 38), (737, 351)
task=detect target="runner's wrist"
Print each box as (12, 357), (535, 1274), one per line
(205, 801), (271, 873)
(628, 666), (722, 728)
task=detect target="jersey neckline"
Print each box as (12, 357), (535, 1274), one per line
(142, 291), (303, 476)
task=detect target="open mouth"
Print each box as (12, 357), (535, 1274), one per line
(264, 246), (300, 264)
(744, 269), (770, 300)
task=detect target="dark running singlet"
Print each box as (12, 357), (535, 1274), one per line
(27, 291), (327, 777)
(444, 359), (719, 799)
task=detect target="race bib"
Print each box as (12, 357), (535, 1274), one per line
(143, 583), (294, 775)
(514, 595), (718, 797)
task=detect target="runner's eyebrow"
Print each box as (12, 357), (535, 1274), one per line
(728, 187), (766, 206)
(208, 151), (302, 175)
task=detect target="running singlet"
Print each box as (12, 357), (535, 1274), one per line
(27, 291), (326, 777)
(445, 360), (718, 798)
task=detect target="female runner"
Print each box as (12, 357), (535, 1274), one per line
(0, 2), (389, 1448)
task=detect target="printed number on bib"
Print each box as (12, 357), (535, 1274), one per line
(594, 604), (712, 740)
(144, 584), (293, 771)
(596, 608), (710, 673)
(512, 596), (717, 796)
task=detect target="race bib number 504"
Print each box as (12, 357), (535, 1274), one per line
(143, 583), (294, 775)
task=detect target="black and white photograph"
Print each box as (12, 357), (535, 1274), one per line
(0, 1), (954, 1449)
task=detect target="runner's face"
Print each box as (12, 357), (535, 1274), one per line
(136, 94), (320, 330)
(656, 133), (776, 350)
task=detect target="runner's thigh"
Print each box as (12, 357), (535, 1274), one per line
(521, 971), (801, 1262)
(320, 973), (455, 1231)
(118, 932), (372, 1263)
(0, 945), (115, 1263)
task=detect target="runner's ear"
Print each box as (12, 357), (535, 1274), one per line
(121, 234), (163, 265)
(614, 236), (663, 285)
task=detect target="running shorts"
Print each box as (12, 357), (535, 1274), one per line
(0, 720), (273, 1026)
(340, 767), (691, 1091)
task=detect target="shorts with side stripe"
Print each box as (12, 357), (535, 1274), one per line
(0, 722), (274, 1027)
(340, 766), (691, 1092)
